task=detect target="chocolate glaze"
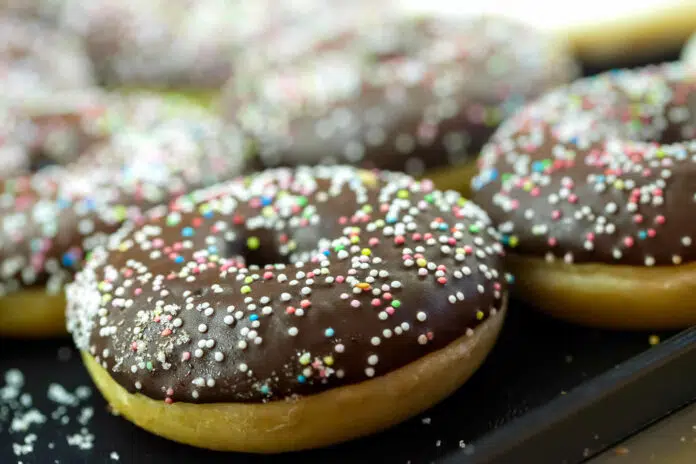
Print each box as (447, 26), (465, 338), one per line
(0, 15), (94, 96)
(222, 15), (579, 177)
(472, 62), (696, 266)
(66, 166), (509, 404)
(0, 93), (250, 299)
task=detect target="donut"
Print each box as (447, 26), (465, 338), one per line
(221, 14), (579, 193)
(57, 0), (365, 93)
(66, 165), (509, 452)
(399, 1), (696, 66)
(0, 94), (250, 337)
(472, 62), (696, 330)
(0, 15), (95, 97)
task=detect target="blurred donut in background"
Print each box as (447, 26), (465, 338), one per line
(57, 0), (393, 94)
(221, 13), (579, 193)
(0, 14), (95, 97)
(0, 93), (251, 338)
(400, 0), (696, 66)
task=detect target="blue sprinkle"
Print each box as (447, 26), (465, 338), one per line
(249, 314), (259, 321)
(261, 196), (273, 206)
(203, 211), (214, 218)
(439, 223), (448, 231)
(174, 256), (184, 264)
(260, 385), (270, 394)
(638, 231), (647, 240)
(386, 215), (397, 224)
(297, 375), (306, 383)
(532, 161), (545, 172)
(323, 250), (330, 256)
(182, 227), (194, 237)
(324, 328), (335, 337)
(208, 246), (218, 254)
(61, 253), (75, 267)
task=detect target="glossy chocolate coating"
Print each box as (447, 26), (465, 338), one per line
(222, 15), (579, 177)
(473, 62), (696, 266)
(67, 166), (508, 403)
(0, 93), (250, 299)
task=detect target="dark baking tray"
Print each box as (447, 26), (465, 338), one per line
(1, 49), (693, 464)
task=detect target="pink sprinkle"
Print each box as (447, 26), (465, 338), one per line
(548, 237), (557, 247)
(161, 328), (172, 337)
(166, 388), (174, 396)
(552, 210), (561, 220)
(530, 187), (540, 196)
(655, 215), (666, 224)
(164, 398), (173, 405)
(335, 276), (345, 283)
(412, 233), (422, 241)
(568, 194), (578, 203)
(647, 229), (656, 238)
(437, 277), (448, 285)
(394, 236), (405, 245)
(383, 292), (392, 300)
(263, 272), (273, 280)
(371, 299), (381, 306)
(182, 352), (191, 361)
(633, 215), (643, 224)
(624, 237), (635, 247)
(134, 288), (142, 295)
(586, 233), (595, 241)
(286, 306), (296, 314)
(350, 300), (361, 308)
(369, 238), (379, 246)
(300, 300), (311, 308)
(131, 342), (138, 352)
(385, 307), (395, 315)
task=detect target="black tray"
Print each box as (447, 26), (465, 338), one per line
(1, 48), (693, 464)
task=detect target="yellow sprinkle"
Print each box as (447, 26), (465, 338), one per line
(508, 236), (519, 248)
(356, 282), (371, 290)
(323, 356), (334, 366)
(416, 258), (427, 267)
(101, 294), (112, 304)
(476, 310), (485, 320)
(299, 353), (311, 365)
(118, 242), (130, 252)
(262, 206), (275, 217)
(649, 335), (660, 346)
(613, 179), (625, 190)
(361, 248), (371, 256)
(350, 236), (360, 244)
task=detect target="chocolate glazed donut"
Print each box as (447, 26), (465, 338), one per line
(473, 62), (696, 329)
(0, 94), (250, 337)
(222, 14), (579, 192)
(67, 166), (510, 452)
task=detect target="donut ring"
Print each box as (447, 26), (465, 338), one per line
(472, 62), (696, 329)
(0, 94), (250, 337)
(0, 15), (95, 96)
(66, 166), (509, 452)
(222, 14), (578, 192)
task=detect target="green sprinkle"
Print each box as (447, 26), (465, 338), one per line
(391, 300), (401, 308)
(241, 285), (251, 294)
(247, 236), (260, 250)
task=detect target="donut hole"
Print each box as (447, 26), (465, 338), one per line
(224, 231), (291, 268)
